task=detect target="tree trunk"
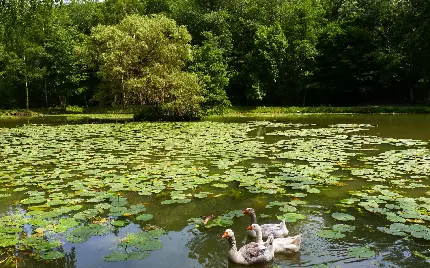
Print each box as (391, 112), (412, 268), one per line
(24, 55), (29, 111)
(122, 75), (126, 107)
(409, 87), (415, 103)
(302, 88), (307, 107)
(25, 74), (29, 111)
(44, 78), (48, 108)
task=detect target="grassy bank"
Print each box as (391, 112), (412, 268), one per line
(223, 106), (430, 116)
(0, 106), (136, 119)
(2, 105), (430, 120)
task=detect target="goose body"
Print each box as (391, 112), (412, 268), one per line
(243, 208), (289, 239)
(222, 228), (274, 265)
(273, 235), (302, 254)
(252, 223), (302, 254)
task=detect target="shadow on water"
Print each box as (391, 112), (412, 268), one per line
(0, 116), (132, 128)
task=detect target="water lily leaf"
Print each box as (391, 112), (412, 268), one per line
(348, 247), (375, 258)
(161, 199), (191, 205)
(277, 213), (306, 222)
(129, 204), (146, 214)
(306, 188), (321, 194)
(67, 224), (112, 243)
(0, 226), (22, 234)
(0, 234), (18, 247)
(332, 213), (355, 221)
(21, 196), (46, 205)
(109, 206), (128, 217)
(54, 218), (80, 233)
(317, 230), (345, 239)
(40, 251), (65, 260)
(409, 224), (430, 240)
(22, 237), (60, 251)
(205, 210), (244, 228)
(386, 213), (407, 223)
(119, 230), (164, 251)
(74, 209), (101, 221)
(136, 214), (153, 221)
(279, 205), (297, 213)
(111, 220), (128, 227)
(104, 251), (150, 262)
(377, 223), (409, 236)
(212, 183), (228, 188)
(332, 224), (355, 233)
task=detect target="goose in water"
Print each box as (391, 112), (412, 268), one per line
(243, 207), (289, 239)
(252, 223), (302, 254)
(221, 228), (274, 265)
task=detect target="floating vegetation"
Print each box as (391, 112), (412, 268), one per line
(0, 120), (429, 264)
(332, 213), (355, 221)
(348, 247), (376, 258)
(136, 214), (153, 221)
(67, 224), (113, 243)
(104, 229), (164, 262)
(317, 230), (346, 239)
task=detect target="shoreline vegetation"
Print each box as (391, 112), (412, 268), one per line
(1, 105), (430, 120)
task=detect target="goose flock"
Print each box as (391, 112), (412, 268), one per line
(221, 207), (302, 265)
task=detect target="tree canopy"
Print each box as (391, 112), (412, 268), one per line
(0, 0), (429, 116)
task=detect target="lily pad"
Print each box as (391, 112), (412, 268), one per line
(332, 213), (355, 221)
(332, 224), (355, 233)
(104, 251), (150, 262)
(67, 224), (112, 243)
(277, 213), (306, 222)
(119, 230), (164, 251)
(111, 220), (128, 227)
(317, 230), (345, 239)
(348, 247), (376, 258)
(136, 214), (153, 221)
(40, 251), (65, 260)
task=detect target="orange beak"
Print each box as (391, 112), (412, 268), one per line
(221, 232), (229, 238)
(247, 225), (253, 230)
(242, 209), (249, 214)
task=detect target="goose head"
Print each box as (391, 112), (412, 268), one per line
(242, 208), (255, 215)
(221, 229), (234, 238)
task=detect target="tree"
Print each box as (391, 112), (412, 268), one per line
(191, 32), (230, 114)
(88, 14), (204, 119)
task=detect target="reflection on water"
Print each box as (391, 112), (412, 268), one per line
(0, 115), (430, 267)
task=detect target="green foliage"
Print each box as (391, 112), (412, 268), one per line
(88, 14), (204, 120)
(191, 32), (231, 114)
(1, 0), (430, 111)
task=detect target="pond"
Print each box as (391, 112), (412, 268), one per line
(0, 114), (429, 268)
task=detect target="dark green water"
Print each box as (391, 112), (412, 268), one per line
(0, 114), (429, 268)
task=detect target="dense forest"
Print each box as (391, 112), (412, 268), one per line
(0, 0), (429, 117)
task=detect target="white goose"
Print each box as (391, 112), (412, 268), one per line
(221, 228), (274, 265)
(252, 223), (302, 254)
(243, 207), (289, 239)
